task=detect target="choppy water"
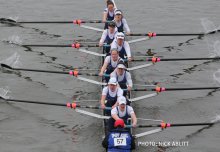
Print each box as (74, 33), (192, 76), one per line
(0, 0), (220, 151)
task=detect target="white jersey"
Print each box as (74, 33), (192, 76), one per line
(111, 70), (133, 87)
(104, 8), (115, 19)
(104, 56), (123, 68)
(115, 18), (130, 33)
(111, 105), (134, 117)
(102, 86), (123, 97)
(111, 39), (131, 58)
(99, 28), (118, 44)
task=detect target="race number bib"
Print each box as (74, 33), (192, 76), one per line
(114, 137), (126, 146)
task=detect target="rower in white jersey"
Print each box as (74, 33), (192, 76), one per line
(99, 21), (118, 54)
(111, 61), (133, 96)
(114, 9), (131, 35)
(108, 96), (137, 131)
(111, 32), (132, 61)
(99, 48), (124, 82)
(100, 77), (123, 116)
(103, 0), (116, 29)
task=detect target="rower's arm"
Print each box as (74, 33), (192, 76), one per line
(124, 42), (131, 58)
(103, 12), (107, 22)
(100, 62), (108, 74)
(100, 95), (106, 106)
(99, 30), (107, 45)
(112, 113), (120, 120)
(122, 19), (131, 34)
(126, 72), (133, 88)
(130, 113), (137, 126)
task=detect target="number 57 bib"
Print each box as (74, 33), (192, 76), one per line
(114, 137), (126, 146)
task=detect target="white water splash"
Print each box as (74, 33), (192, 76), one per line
(0, 87), (10, 99)
(211, 115), (220, 123)
(213, 69), (220, 85)
(213, 40), (220, 57)
(0, 52), (22, 68)
(201, 18), (217, 34)
(6, 35), (23, 46)
(8, 16), (19, 22)
(200, 19), (220, 57)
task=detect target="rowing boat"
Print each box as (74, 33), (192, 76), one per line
(1, 1), (220, 151)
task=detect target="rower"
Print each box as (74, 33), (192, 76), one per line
(111, 61), (132, 96)
(99, 48), (123, 82)
(99, 21), (118, 54)
(100, 77), (123, 116)
(114, 9), (131, 35)
(102, 119), (136, 152)
(108, 96), (137, 131)
(103, 0), (116, 29)
(111, 32), (132, 61)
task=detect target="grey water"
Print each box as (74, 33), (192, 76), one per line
(0, 0), (220, 151)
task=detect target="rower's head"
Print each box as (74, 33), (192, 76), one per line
(110, 48), (119, 60)
(108, 77), (118, 91)
(116, 32), (125, 45)
(114, 9), (123, 21)
(117, 61), (126, 75)
(107, 0), (114, 11)
(108, 21), (116, 32)
(118, 96), (127, 110)
(114, 119), (125, 128)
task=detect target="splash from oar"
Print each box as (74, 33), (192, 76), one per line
(0, 52), (21, 68)
(201, 18), (220, 57)
(0, 87), (10, 99)
(213, 69), (220, 85)
(3, 35), (23, 46)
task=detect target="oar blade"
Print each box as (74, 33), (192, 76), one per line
(0, 18), (17, 24)
(0, 63), (13, 69)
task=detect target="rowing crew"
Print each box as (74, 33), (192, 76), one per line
(99, 23), (137, 151)
(100, 2), (137, 151)
(100, 30), (132, 60)
(103, 0), (130, 35)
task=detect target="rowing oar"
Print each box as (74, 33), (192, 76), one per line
(0, 63), (110, 77)
(126, 121), (217, 128)
(129, 86), (220, 92)
(22, 42), (110, 48)
(128, 30), (220, 37)
(0, 18), (106, 24)
(132, 56), (220, 62)
(0, 96), (111, 110)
